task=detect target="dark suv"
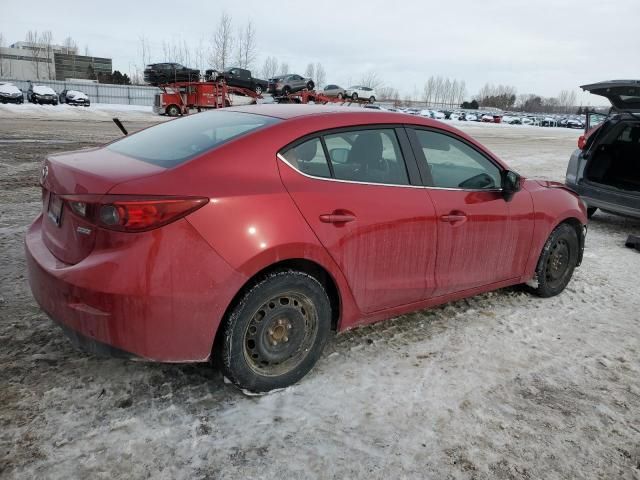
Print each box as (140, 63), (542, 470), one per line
(144, 63), (200, 85)
(209, 67), (268, 94)
(565, 80), (640, 219)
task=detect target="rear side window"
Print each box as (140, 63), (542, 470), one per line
(324, 129), (409, 185)
(281, 138), (331, 178)
(281, 128), (410, 186)
(107, 111), (280, 168)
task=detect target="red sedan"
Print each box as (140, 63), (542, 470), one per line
(26, 105), (588, 392)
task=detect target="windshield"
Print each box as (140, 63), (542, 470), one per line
(107, 110), (280, 168)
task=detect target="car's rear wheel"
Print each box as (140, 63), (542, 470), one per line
(306, 81), (315, 90)
(254, 84), (263, 95)
(369, 96), (375, 103)
(527, 223), (579, 298)
(351, 92), (358, 100)
(337, 92), (343, 99)
(587, 207), (597, 218)
(221, 270), (331, 393)
(282, 86), (291, 96)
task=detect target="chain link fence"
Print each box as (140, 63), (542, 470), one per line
(0, 78), (159, 106)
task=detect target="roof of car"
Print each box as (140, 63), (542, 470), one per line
(227, 104), (403, 120)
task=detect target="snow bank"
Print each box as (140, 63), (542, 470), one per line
(0, 102), (161, 122)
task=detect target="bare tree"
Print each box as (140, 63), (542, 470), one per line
(210, 12), (234, 70)
(279, 61), (289, 75)
(305, 63), (315, 81)
(235, 20), (257, 69)
(314, 62), (325, 88)
(38, 31), (55, 79)
(0, 33), (6, 77)
(360, 71), (383, 89)
(25, 31), (44, 79)
(261, 56), (278, 79)
(84, 44), (90, 57)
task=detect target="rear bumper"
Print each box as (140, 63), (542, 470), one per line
(25, 214), (244, 362)
(567, 179), (640, 219)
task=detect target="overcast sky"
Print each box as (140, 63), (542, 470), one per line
(3, 0), (638, 104)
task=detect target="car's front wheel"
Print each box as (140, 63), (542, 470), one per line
(221, 270), (331, 393)
(254, 84), (263, 95)
(351, 92), (358, 100)
(527, 223), (579, 298)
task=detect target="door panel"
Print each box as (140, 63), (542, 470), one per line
(427, 189), (530, 295)
(278, 130), (437, 314)
(410, 127), (535, 296)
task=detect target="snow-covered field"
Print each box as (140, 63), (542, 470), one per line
(0, 113), (639, 480)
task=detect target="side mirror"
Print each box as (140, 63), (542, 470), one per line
(502, 170), (521, 201)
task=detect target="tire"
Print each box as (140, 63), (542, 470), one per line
(282, 86), (291, 96)
(527, 223), (579, 298)
(337, 92), (343, 100)
(166, 104), (180, 117)
(369, 96), (375, 103)
(351, 92), (358, 100)
(221, 270), (332, 393)
(254, 84), (263, 95)
(306, 81), (315, 91)
(587, 207), (597, 219)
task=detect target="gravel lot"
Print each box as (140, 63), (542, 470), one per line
(1, 109), (639, 480)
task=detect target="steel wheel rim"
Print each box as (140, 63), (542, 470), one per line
(243, 291), (318, 377)
(546, 239), (570, 282)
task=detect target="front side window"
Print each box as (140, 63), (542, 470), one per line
(414, 129), (501, 189)
(324, 129), (409, 185)
(107, 111), (279, 168)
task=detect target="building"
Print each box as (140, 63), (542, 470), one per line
(0, 41), (112, 82)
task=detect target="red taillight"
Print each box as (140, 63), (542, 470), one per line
(60, 195), (208, 232)
(578, 135), (586, 150)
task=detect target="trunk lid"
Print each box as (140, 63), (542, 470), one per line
(40, 147), (165, 264)
(581, 80), (640, 111)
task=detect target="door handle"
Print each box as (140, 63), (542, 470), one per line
(319, 213), (356, 224)
(440, 212), (467, 224)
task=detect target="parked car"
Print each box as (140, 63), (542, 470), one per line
(566, 118), (584, 129)
(211, 67), (268, 94)
(344, 86), (377, 102)
(0, 83), (24, 104)
(268, 74), (314, 96)
(27, 85), (58, 105)
(59, 89), (90, 106)
(26, 105), (587, 393)
(566, 80), (640, 219)
(322, 84), (346, 99)
(144, 63), (200, 85)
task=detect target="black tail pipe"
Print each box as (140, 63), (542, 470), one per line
(112, 117), (128, 136)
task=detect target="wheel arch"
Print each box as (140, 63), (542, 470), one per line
(555, 216), (586, 266)
(211, 257), (342, 358)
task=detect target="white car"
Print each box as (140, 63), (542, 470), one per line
(419, 109), (433, 118)
(344, 86), (377, 102)
(465, 113), (478, 121)
(432, 110), (445, 120)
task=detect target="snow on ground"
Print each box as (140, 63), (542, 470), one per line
(0, 115), (639, 479)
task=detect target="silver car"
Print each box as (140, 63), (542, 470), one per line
(565, 80), (640, 219)
(268, 74), (315, 96)
(322, 84), (345, 99)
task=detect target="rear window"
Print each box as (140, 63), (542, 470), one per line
(107, 111), (280, 167)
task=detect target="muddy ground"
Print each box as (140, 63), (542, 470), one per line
(1, 114), (639, 479)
